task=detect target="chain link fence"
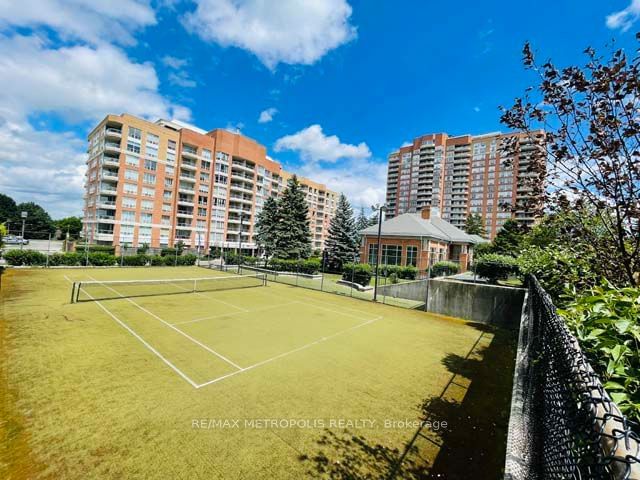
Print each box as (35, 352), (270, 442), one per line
(505, 275), (640, 479)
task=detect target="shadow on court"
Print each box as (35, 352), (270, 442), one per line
(298, 324), (517, 479)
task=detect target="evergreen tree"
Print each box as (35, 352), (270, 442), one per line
(274, 176), (311, 259)
(325, 194), (359, 271)
(0, 193), (18, 223)
(254, 196), (279, 258)
(491, 219), (528, 256)
(464, 213), (486, 236)
(14, 202), (55, 239)
(355, 207), (371, 240)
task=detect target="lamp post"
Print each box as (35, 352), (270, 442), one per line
(20, 211), (27, 250)
(372, 205), (386, 302)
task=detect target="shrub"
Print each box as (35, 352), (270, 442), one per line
(518, 245), (597, 304)
(160, 247), (177, 257)
(397, 266), (418, 280)
(559, 282), (640, 424)
(474, 254), (518, 284)
(389, 273), (399, 284)
(299, 258), (321, 275)
(2, 249), (47, 266)
(378, 265), (399, 277)
(163, 255), (177, 266)
(137, 243), (149, 254)
(76, 244), (115, 254)
(431, 261), (459, 278)
(342, 263), (372, 286)
(176, 254), (197, 266)
(87, 252), (116, 266)
(150, 255), (166, 266)
(119, 254), (149, 266)
(48, 252), (83, 266)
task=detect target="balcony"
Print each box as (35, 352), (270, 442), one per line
(177, 197), (194, 206)
(230, 183), (253, 195)
(178, 185), (195, 194)
(96, 214), (116, 223)
(104, 141), (121, 153)
(95, 231), (114, 242)
(179, 171), (197, 183)
(230, 195), (252, 205)
(176, 208), (194, 217)
(101, 170), (119, 181)
(101, 156), (120, 167)
(98, 200), (116, 209)
(181, 158), (197, 170)
(99, 184), (118, 195)
(228, 206), (252, 214)
(181, 149), (198, 160)
(105, 128), (122, 139)
(231, 162), (255, 174)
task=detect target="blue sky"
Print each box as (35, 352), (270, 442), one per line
(0, 0), (639, 218)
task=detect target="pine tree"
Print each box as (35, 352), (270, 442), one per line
(491, 219), (527, 256)
(254, 196), (279, 258)
(355, 207), (370, 232)
(325, 194), (359, 271)
(464, 213), (486, 236)
(274, 176), (312, 259)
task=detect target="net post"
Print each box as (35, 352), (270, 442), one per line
(71, 282), (76, 304)
(76, 282), (81, 303)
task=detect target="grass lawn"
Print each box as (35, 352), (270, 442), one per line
(1, 266), (516, 479)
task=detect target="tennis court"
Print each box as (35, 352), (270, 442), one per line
(1, 266), (516, 479)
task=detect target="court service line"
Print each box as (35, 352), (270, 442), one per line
(86, 275), (244, 371)
(63, 275), (199, 388)
(172, 300), (302, 326)
(196, 315), (384, 389)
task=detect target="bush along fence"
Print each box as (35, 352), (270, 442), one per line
(505, 275), (640, 480)
(2, 249), (198, 267)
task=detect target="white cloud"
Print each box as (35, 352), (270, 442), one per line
(161, 55), (188, 69)
(297, 158), (386, 210)
(258, 107), (277, 123)
(224, 121), (245, 133)
(168, 71), (197, 88)
(0, 0), (156, 45)
(274, 124), (371, 163)
(0, 116), (86, 218)
(606, 0), (640, 31)
(0, 34), (190, 122)
(182, 0), (356, 69)
(473, 106), (481, 112)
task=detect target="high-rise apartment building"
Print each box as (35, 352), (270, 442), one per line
(83, 113), (337, 253)
(385, 130), (544, 239)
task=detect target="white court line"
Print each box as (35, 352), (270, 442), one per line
(196, 315), (384, 389)
(63, 275), (199, 388)
(172, 300), (301, 326)
(86, 275), (244, 371)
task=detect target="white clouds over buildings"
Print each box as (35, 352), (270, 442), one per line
(258, 107), (278, 123)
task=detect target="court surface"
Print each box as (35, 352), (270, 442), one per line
(1, 266), (514, 479)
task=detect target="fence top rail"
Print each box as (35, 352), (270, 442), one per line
(75, 273), (266, 285)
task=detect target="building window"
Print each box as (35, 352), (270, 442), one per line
(144, 159), (157, 171)
(143, 173), (156, 185)
(367, 244), (378, 265)
(406, 246), (418, 267)
(126, 142), (141, 154)
(381, 245), (402, 266)
(128, 127), (142, 141)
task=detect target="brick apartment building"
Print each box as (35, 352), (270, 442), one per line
(385, 130), (544, 239)
(83, 114), (337, 253)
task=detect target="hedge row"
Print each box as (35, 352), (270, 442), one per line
(268, 258), (321, 275)
(2, 249), (197, 267)
(342, 263), (373, 286)
(430, 261), (460, 278)
(376, 264), (419, 280)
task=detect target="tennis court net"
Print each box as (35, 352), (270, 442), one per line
(71, 273), (267, 303)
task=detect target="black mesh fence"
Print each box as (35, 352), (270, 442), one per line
(505, 275), (640, 479)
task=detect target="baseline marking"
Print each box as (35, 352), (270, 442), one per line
(196, 315), (384, 389)
(86, 275), (244, 371)
(63, 275), (199, 388)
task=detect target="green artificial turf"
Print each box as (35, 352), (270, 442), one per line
(1, 266), (515, 479)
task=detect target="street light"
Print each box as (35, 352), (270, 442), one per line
(372, 205), (387, 302)
(20, 211), (27, 250)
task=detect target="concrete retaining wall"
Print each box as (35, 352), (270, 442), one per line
(377, 278), (525, 328)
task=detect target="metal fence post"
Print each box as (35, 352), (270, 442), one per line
(46, 233), (51, 268)
(320, 250), (326, 292)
